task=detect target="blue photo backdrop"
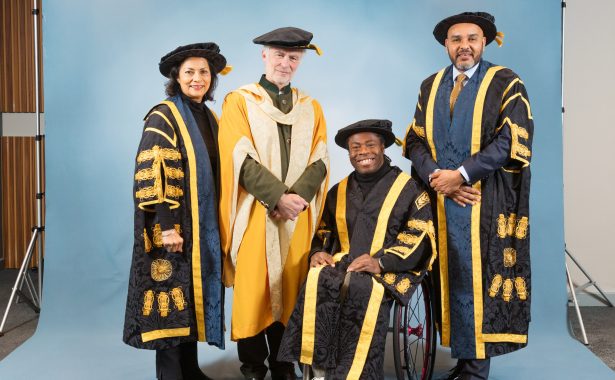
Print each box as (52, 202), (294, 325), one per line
(1, 0), (613, 379)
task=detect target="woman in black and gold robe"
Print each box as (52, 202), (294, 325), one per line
(123, 43), (231, 380)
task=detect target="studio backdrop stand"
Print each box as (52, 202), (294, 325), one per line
(561, 1), (613, 346)
(0, 0), (44, 336)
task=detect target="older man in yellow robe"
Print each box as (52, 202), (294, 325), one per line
(218, 27), (329, 380)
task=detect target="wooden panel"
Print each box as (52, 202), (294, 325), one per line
(1, 0), (44, 113)
(1, 136), (45, 268)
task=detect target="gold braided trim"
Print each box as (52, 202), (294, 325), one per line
(136, 186), (161, 200)
(383, 273), (397, 285)
(395, 278), (411, 294)
(488, 274), (503, 298)
(510, 121), (531, 165)
(171, 287), (187, 311)
(136, 166), (184, 181)
(397, 233), (422, 246)
(151, 259), (173, 282)
(515, 277), (528, 300)
(136, 146), (181, 164)
(386, 245), (415, 257)
(166, 185), (184, 198)
(407, 219), (435, 237)
(143, 290), (154, 316)
(503, 248), (517, 267)
(158, 291), (170, 317)
(415, 191), (430, 210)
(135, 168), (156, 182)
(143, 229), (152, 253)
(502, 279), (513, 302)
(165, 167), (185, 180)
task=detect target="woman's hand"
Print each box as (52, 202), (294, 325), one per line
(162, 229), (183, 253)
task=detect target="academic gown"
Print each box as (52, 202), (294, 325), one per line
(278, 166), (437, 379)
(404, 60), (533, 359)
(123, 95), (224, 350)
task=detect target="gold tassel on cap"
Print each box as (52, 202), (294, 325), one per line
(495, 31), (505, 47)
(220, 65), (233, 76)
(306, 43), (323, 56)
(394, 137), (403, 146)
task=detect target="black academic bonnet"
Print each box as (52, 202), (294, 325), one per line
(335, 119), (396, 149)
(253, 26), (322, 55)
(433, 11), (497, 46)
(159, 42), (230, 77)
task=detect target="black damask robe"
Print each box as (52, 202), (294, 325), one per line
(123, 95), (224, 350)
(404, 60), (533, 359)
(278, 166), (436, 379)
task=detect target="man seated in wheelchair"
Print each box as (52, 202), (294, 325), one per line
(278, 119), (437, 379)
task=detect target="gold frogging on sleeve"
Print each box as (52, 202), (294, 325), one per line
(515, 277), (528, 300)
(151, 259), (173, 282)
(489, 274), (503, 298)
(143, 229), (152, 253)
(503, 248), (517, 267)
(137, 146), (182, 164)
(171, 287), (187, 311)
(143, 290), (154, 316)
(498, 117), (531, 166)
(397, 233), (422, 245)
(136, 186), (160, 200)
(165, 185), (184, 198)
(502, 279), (513, 302)
(158, 292), (171, 317)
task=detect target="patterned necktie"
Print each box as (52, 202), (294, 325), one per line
(450, 73), (467, 115)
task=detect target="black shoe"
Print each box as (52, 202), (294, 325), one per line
(439, 363), (462, 380)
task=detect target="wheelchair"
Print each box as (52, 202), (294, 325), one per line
(389, 274), (437, 380)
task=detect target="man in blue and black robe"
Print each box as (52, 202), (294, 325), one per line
(404, 12), (533, 380)
(279, 120), (437, 379)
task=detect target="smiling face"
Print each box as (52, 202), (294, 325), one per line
(348, 132), (385, 175)
(177, 57), (211, 103)
(262, 47), (304, 89)
(445, 22), (486, 71)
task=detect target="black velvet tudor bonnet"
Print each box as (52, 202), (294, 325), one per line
(159, 42), (231, 77)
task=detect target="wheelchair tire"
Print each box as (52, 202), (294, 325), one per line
(392, 276), (436, 380)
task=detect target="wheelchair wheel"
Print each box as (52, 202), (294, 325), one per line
(392, 276), (436, 380)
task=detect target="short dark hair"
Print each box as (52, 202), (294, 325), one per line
(164, 59), (219, 102)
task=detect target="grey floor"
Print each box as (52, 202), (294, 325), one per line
(0, 268), (614, 374)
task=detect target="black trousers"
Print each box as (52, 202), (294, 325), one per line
(237, 321), (294, 378)
(457, 358), (491, 380)
(156, 341), (208, 380)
